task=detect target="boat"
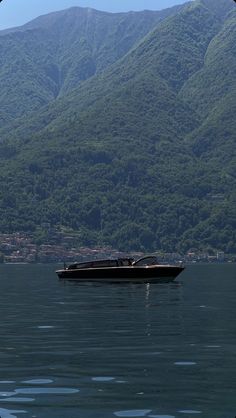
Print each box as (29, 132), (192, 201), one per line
(56, 255), (184, 282)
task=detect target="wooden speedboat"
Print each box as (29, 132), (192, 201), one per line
(56, 256), (184, 282)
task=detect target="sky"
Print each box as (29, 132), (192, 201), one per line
(0, 0), (188, 30)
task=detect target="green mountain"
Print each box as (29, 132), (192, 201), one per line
(0, 0), (235, 253)
(0, 5), (179, 126)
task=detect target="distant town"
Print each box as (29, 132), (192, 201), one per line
(0, 228), (235, 264)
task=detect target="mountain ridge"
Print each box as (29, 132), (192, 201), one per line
(0, 4), (183, 126)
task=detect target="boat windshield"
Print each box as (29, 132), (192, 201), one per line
(67, 263), (90, 269)
(133, 256), (158, 266)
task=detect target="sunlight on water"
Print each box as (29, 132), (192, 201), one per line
(0, 408), (26, 418)
(0, 392), (16, 397)
(0, 398), (35, 403)
(92, 377), (115, 382)
(174, 362), (197, 366)
(114, 410), (152, 417)
(22, 379), (53, 384)
(15, 388), (79, 395)
(37, 326), (55, 329)
(205, 345), (221, 348)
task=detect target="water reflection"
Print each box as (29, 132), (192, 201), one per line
(0, 408), (26, 418)
(0, 264), (235, 417)
(114, 410), (152, 417)
(0, 398), (35, 403)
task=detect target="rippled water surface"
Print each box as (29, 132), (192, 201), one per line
(0, 263), (235, 418)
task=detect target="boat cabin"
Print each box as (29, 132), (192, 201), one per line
(67, 257), (134, 270)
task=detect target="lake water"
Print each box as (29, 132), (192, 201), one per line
(0, 264), (235, 418)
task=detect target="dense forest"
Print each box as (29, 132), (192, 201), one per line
(0, 0), (235, 253)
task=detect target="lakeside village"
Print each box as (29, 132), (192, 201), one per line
(0, 228), (235, 264)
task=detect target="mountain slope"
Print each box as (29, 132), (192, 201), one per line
(0, 0), (235, 252)
(181, 5), (236, 151)
(0, 6), (181, 127)
(0, 0), (223, 143)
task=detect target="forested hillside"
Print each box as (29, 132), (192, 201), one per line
(0, 0), (235, 253)
(0, 6), (179, 126)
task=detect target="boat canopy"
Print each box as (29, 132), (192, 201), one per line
(133, 256), (159, 266)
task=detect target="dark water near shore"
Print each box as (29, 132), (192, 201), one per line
(0, 264), (235, 418)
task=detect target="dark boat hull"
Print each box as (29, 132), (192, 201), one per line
(56, 265), (184, 282)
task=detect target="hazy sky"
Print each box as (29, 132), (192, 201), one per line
(0, 0), (188, 30)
